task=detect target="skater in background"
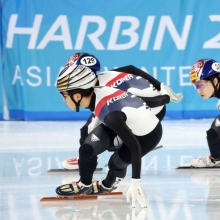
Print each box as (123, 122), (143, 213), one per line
(55, 64), (165, 208)
(189, 58), (220, 167)
(62, 52), (183, 170)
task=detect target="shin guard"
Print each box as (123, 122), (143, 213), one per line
(103, 151), (128, 188)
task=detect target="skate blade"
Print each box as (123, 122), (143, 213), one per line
(94, 191), (123, 196)
(40, 192), (123, 202)
(176, 166), (220, 170)
(40, 195), (97, 201)
(47, 168), (103, 174)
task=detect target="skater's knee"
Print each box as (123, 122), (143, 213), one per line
(207, 128), (218, 139)
(79, 144), (94, 159)
(206, 128), (218, 138)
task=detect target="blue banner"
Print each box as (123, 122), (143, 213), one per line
(1, 0), (220, 120)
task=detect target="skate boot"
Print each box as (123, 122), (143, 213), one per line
(56, 181), (93, 196)
(56, 180), (116, 196)
(88, 180), (117, 195)
(191, 156), (220, 168)
(62, 157), (79, 170)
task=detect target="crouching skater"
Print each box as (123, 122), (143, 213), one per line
(55, 64), (163, 208)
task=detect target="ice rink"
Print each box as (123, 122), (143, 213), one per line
(0, 119), (220, 220)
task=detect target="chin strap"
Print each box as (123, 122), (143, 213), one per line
(210, 78), (220, 98)
(69, 93), (84, 112)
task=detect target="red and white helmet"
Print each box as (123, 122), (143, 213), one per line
(189, 58), (220, 83)
(65, 52), (101, 72)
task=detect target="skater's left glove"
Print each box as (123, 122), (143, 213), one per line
(126, 178), (147, 209)
(159, 83), (183, 103)
(216, 100), (220, 110)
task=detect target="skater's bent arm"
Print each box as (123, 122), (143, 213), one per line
(138, 95), (170, 107)
(104, 111), (142, 178)
(114, 65), (171, 106)
(114, 65), (161, 90)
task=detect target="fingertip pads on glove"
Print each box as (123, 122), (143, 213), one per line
(126, 178), (147, 209)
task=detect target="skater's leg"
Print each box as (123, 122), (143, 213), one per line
(102, 122), (162, 187)
(79, 124), (117, 185)
(56, 124), (118, 196)
(116, 122), (162, 164)
(155, 106), (166, 122)
(207, 115), (220, 160)
(102, 150), (128, 188)
(191, 115), (220, 168)
(63, 114), (101, 170)
(138, 122), (162, 156)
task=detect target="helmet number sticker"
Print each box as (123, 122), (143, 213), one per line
(212, 62), (220, 72)
(80, 56), (97, 66)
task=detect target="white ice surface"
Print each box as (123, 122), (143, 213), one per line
(0, 119), (219, 220)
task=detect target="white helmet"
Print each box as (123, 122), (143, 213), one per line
(57, 65), (97, 92)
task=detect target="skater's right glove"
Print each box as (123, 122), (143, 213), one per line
(216, 100), (220, 110)
(159, 83), (183, 103)
(126, 178), (147, 209)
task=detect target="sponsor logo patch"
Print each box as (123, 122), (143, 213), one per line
(65, 53), (80, 66)
(107, 92), (128, 106)
(189, 72), (198, 82)
(189, 60), (205, 82)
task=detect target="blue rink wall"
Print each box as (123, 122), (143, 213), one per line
(1, 0), (220, 120)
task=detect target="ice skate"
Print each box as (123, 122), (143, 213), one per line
(88, 180), (117, 195)
(191, 156), (220, 168)
(40, 180), (121, 201)
(56, 181), (93, 196)
(56, 180), (117, 197)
